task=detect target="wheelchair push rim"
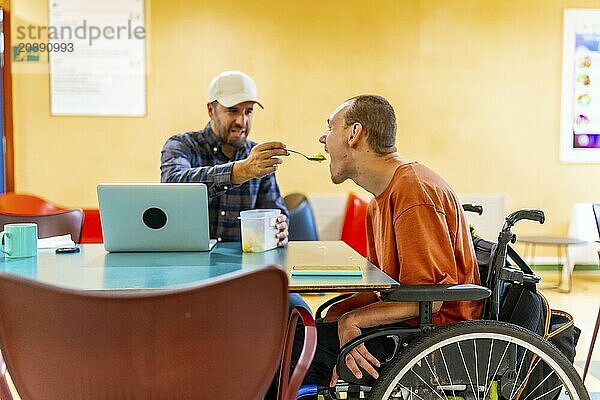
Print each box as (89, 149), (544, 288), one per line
(369, 320), (589, 400)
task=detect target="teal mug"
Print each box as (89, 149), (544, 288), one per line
(0, 223), (38, 258)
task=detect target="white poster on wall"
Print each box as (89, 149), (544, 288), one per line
(48, 0), (146, 116)
(560, 9), (600, 163)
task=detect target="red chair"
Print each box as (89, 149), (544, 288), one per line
(0, 193), (103, 244)
(0, 266), (316, 400)
(80, 209), (104, 244)
(340, 193), (369, 257)
(0, 193), (65, 215)
(0, 209), (84, 243)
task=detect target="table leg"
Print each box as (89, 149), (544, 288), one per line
(523, 243), (530, 264)
(556, 244), (563, 287)
(535, 244), (562, 291)
(558, 245), (573, 292)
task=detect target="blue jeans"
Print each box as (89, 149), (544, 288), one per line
(289, 293), (311, 313)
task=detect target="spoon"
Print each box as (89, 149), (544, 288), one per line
(287, 149), (327, 162)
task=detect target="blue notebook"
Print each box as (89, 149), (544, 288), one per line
(290, 265), (363, 276)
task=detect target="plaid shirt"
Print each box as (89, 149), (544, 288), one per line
(160, 123), (288, 242)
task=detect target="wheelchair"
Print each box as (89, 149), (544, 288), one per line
(305, 206), (589, 400)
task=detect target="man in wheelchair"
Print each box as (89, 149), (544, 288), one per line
(291, 95), (588, 400)
(294, 95), (481, 395)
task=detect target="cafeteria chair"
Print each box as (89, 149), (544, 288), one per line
(0, 193), (65, 215)
(79, 209), (103, 244)
(0, 209), (84, 243)
(0, 266), (316, 400)
(284, 193), (319, 241)
(340, 193), (368, 257)
(0, 192), (101, 244)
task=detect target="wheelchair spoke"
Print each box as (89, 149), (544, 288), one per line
(474, 339), (480, 400)
(529, 384), (564, 400)
(481, 338), (495, 400)
(508, 342), (531, 400)
(439, 349), (456, 399)
(398, 384), (427, 400)
(512, 355), (544, 400)
(482, 339), (512, 400)
(520, 365), (557, 400)
(457, 341), (478, 400)
(423, 355), (449, 400)
(369, 322), (587, 400)
(408, 365), (447, 399)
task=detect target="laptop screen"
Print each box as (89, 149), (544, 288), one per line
(97, 183), (216, 252)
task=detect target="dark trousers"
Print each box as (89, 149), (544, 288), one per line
(264, 320), (405, 400)
(291, 320), (401, 387)
(265, 302), (409, 400)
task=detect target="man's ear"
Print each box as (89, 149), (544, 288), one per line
(347, 123), (363, 148)
(207, 102), (215, 119)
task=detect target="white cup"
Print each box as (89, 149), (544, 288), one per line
(239, 209), (281, 253)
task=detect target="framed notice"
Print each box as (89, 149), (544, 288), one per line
(560, 9), (600, 163)
(48, 0), (146, 116)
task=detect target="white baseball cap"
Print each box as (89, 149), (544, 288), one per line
(208, 70), (264, 108)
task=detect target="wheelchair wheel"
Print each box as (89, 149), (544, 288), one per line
(368, 320), (589, 400)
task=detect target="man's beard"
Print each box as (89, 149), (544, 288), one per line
(214, 121), (247, 149)
(224, 134), (247, 149)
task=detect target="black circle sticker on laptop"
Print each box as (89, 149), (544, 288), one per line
(142, 207), (168, 229)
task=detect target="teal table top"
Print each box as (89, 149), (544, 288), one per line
(0, 241), (399, 292)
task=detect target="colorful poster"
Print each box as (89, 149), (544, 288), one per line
(560, 9), (600, 163)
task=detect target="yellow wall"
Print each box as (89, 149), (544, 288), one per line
(9, 0), (600, 236)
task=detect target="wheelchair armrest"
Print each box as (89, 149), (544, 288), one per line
(278, 306), (317, 400)
(336, 326), (422, 386)
(380, 284), (491, 303)
(315, 293), (353, 320)
(334, 285), (489, 385)
(462, 203), (483, 215)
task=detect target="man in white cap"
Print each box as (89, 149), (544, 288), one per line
(160, 70), (290, 245)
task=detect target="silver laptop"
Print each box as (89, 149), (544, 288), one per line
(97, 183), (217, 252)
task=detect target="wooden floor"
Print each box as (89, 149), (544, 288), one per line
(539, 271), (600, 394)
